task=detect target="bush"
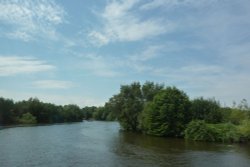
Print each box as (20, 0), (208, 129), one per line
(215, 123), (240, 142)
(238, 120), (250, 140)
(185, 120), (219, 141)
(185, 120), (240, 142)
(19, 112), (37, 124)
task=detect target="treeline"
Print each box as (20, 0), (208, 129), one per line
(1, 81), (250, 143)
(104, 82), (250, 142)
(0, 97), (115, 125)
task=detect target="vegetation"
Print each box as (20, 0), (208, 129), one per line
(190, 98), (222, 123)
(104, 82), (250, 143)
(1, 81), (250, 143)
(141, 87), (190, 137)
(0, 97), (115, 126)
(104, 81), (164, 131)
(19, 112), (37, 124)
(185, 120), (240, 142)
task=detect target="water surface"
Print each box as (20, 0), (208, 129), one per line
(0, 121), (250, 167)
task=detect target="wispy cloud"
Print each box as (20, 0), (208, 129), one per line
(32, 80), (74, 89)
(130, 45), (165, 61)
(140, 0), (218, 10)
(0, 56), (55, 76)
(0, 0), (66, 41)
(79, 54), (120, 77)
(89, 0), (174, 45)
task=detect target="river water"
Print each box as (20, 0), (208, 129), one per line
(0, 121), (250, 167)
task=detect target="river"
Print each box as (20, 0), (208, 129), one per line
(0, 121), (250, 167)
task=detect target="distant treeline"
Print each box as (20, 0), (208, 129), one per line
(0, 97), (116, 125)
(1, 81), (250, 143)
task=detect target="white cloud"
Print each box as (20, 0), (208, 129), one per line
(140, 0), (169, 10)
(7, 31), (33, 42)
(80, 54), (120, 77)
(149, 63), (250, 105)
(0, 56), (55, 76)
(32, 80), (74, 89)
(88, 31), (110, 46)
(140, 0), (219, 10)
(89, 0), (174, 45)
(130, 45), (165, 61)
(0, 0), (65, 41)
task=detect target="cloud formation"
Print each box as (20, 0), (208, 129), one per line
(0, 0), (65, 41)
(89, 0), (174, 45)
(0, 56), (55, 76)
(80, 54), (120, 77)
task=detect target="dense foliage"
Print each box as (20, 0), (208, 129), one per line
(1, 81), (250, 143)
(104, 81), (164, 131)
(141, 87), (190, 137)
(0, 97), (115, 125)
(190, 98), (222, 123)
(185, 120), (241, 142)
(104, 82), (250, 142)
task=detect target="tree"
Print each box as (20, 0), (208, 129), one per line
(93, 107), (106, 120)
(62, 104), (83, 122)
(190, 97), (222, 123)
(19, 112), (37, 124)
(0, 97), (15, 125)
(141, 87), (190, 137)
(118, 82), (143, 131)
(104, 94), (123, 121)
(142, 81), (164, 101)
(82, 106), (97, 120)
(104, 82), (165, 131)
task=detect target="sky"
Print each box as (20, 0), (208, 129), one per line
(0, 0), (250, 107)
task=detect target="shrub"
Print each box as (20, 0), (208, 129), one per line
(185, 120), (240, 142)
(19, 112), (37, 124)
(215, 123), (240, 142)
(238, 120), (250, 140)
(185, 120), (219, 141)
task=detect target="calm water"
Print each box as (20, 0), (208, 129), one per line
(0, 121), (250, 167)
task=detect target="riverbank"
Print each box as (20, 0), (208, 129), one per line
(0, 121), (85, 130)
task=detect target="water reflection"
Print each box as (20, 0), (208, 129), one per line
(114, 130), (250, 167)
(0, 122), (250, 167)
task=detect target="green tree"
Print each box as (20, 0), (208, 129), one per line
(62, 104), (83, 122)
(141, 87), (190, 137)
(104, 94), (123, 121)
(142, 81), (164, 101)
(93, 107), (107, 120)
(82, 106), (97, 120)
(19, 112), (37, 124)
(105, 82), (165, 131)
(118, 82), (143, 131)
(0, 97), (15, 125)
(190, 97), (222, 123)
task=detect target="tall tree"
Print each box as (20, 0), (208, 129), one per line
(141, 87), (190, 137)
(142, 81), (164, 101)
(0, 97), (15, 125)
(190, 97), (222, 123)
(118, 82), (143, 131)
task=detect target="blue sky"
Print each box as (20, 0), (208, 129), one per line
(0, 0), (249, 107)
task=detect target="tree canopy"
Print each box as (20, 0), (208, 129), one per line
(1, 81), (250, 143)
